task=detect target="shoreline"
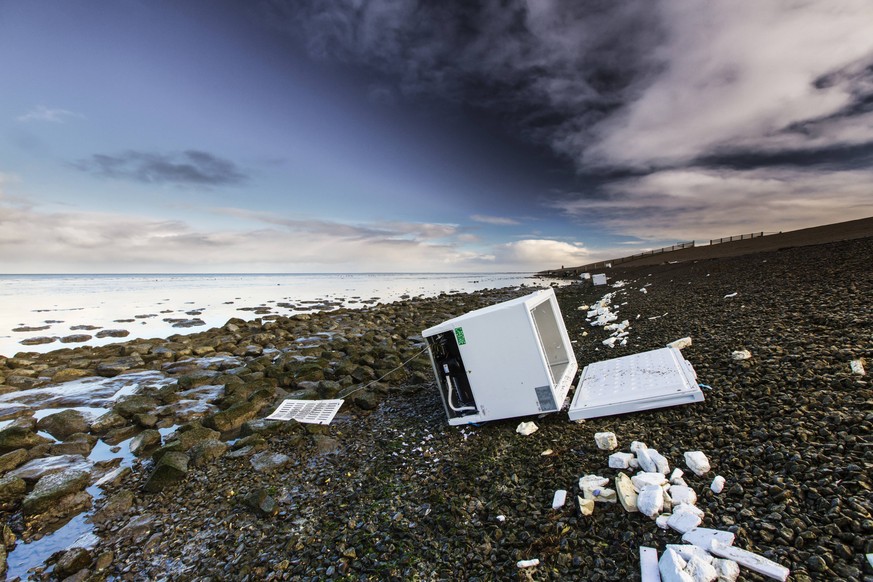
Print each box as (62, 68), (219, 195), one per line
(0, 237), (871, 580)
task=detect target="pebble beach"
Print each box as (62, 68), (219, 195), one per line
(0, 236), (870, 581)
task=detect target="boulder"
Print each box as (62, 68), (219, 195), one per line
(143, 452), (189, 493)
(174, 425), (220, 451)
(243, 489), (278, 517)
(51, 368), (94, 383)
(50, 440), (93, 456)
(0, 448), (28, 473)
(0, 425), (53, 454)
(89, 411), (127, 434)
(10, 454), (93, 484)
(36, 409), (90, 440)
(0, 474), (27, 505)
(203, 401), (259, 432)
(95, 354), (145, 377)
(352, 391), (380, 411)
(188, 439), (228, 467)
(91, 489), (135, 524)
(54, 547), (92, 579)
(240, 418), (303, 438)
(113, 395), (159, 419)
(22, 468), (91, 515)
(249, 451), (291, 473)
(129, 430), (162, 456)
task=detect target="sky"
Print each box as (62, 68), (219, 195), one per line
(1, 0), (872, 273)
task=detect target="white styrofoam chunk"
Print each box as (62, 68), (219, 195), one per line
(659, 549), (694, 582)
(667, 510), (702, 534)
(616, 473), (638, 513)
(708, 540), (790, 582)
(632, 472), (668, 490)
(552, 489), (567, 509)
(712, 558), (740, 582)
(516, 421), (538, 436)
(640, 547), (660, 582)
(669, 485), (698, 506)
(609, 451), (635, 469)
(579, 475), (609, 489)
(630, 457), (640, 469)
(682, 528), (735, 548)
(638, 485), (664, 518)
(674, 503), (705, 518)
(665, 545), (713, 564)
(670, 468), (685, 483)
(577, 496), (594, 516)
(850, 359), (865, 375)
(710, 475), (726, 494)
(686, 555), (718, 582)
(649, 449), (671, 474)
(595, 431), (618, 450)
(656, 514), (671, 529)
(630, 440), (648, 453)
(637, 448), (658, 473)
(731, 349), (751, 361)
(867, 553), (873, 568)
(592, 487), (617, 503)
(684, 451), (711, 476)
(517, 558), (540, 568)
(667, 337), (692, 350)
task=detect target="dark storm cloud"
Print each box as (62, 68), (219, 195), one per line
(76, 150), (248, 186)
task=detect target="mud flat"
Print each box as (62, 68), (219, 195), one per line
(0, 237), (870, 580)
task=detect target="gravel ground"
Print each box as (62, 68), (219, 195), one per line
(29, 237), (873, 581)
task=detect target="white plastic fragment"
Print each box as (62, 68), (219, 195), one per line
(850, 359), (866, 375)
(667, 504), (704, 533)
(656, 514), (671, 529)
(667, 337), (692, 350)
(731, 350), (752, 361)
(640, 287), (648, 294)
(670, 468), (685, 483)
(640, 547), (660, 582)
(684, 451), (711, 476)
(636, 447), (658, 473)
(517, 558), (540, 569)
(712, 558), (740, 582)
(609, 451), (635, 469)
(592, 488), (617, 503)
(708, 540), (790, 582)
(669, 485), (698, 506)
(710, 475), (726, 494)
(577, 496), (594, 516)
(552, 489), (567, 509)
(632, 472), (668, 490)
(686, 555), (718, 582)
(496, 515), (506, 522)
(595, 431), (618, 450)
(638, 485), (664, 518)
(659, 548), (694, 582)
(666, 545), (713, 564)
(649, 449), (671, 474)
(579, 474), (609, 490)
(723, 292), (737, 299)
(682, 528), (735, 548)
(615, 473), (639, 513)
(868, 553), (873, 568)
(630, 440), (647, 453)
(516, 421), (538, 436)
(541, 449), (553, 456)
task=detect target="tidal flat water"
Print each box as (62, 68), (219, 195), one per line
(0, 273), (558, 358)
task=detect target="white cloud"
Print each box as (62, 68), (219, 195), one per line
(583, 1), (873, 168)
(555, 167), (873, 242)
(470, 214), (521, 226)
(491, 239), (590, 270)
(16, 105), (83, 123)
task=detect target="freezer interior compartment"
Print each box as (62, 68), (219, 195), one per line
(426, 330), (478, 421)
(530, 298), (574, 386)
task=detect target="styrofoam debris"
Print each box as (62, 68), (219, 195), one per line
(686, 555), (717, 582)
(850, 359), (866, 375)
(867, 553), (873, 568)
(667, 504), (704, 533)
(616, 473), (639, 513)
(632, 472), (668, 490)
(516, 421), (538, 436)
(666, 545), (713, 564)
(667, 337), (692, 350)
(552, 489), (567, 509)
(603, 337), (619, 348)
(670, 468), (685, 483)
(640, 547), (660, 582)
(723, 292), (738, 299)
(609, 451), (635, 469)
(659, 548), (694, 582)
(594, 431), (618, 450)
(630, 440), (647, 453)
(593, 487), (617, 503)
(577, 304), (590, 311)
(636, 447), (658, 473)
(708, 539), (789, 582)
(731, 350), (752, 361)
(579, 474), (609, 490)
(517, 558), (540, 568)
(640, 287), (648, 294)
(662, 486), (673, 512)
(710, 475), (726, 494)
(682, 528), (735, 548)
(541, 449), (553, 456)
(684, 451), (711, 476)
(649, 449), (671, 474)
(656, 514), (671, 529)
(496, 515), (506, 522)
(638, 485), (664, 518)
(577, 496), (594, 516)
(669, 485), (698, 506)
(712, 558), (740, 582)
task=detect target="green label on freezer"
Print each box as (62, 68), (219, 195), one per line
(454, 327), (466, 345)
